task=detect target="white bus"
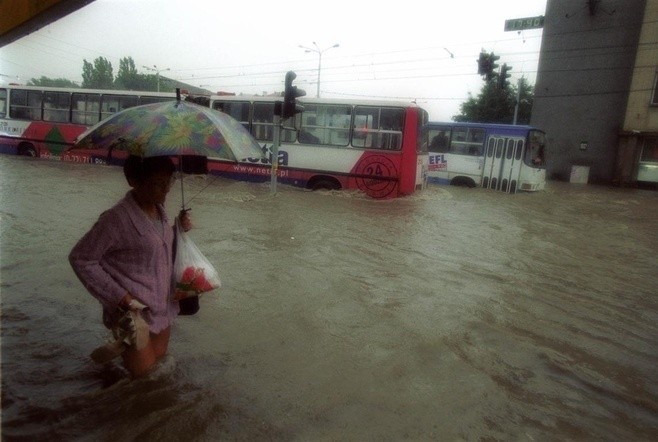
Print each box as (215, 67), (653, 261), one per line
(207, 95), (429, 198)
(0, 84), (176, 158)
(424, 121), (547, 193)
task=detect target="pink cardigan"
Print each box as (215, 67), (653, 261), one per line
(69, 191), (179, 333)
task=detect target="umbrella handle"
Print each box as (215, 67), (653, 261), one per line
(179, 154), (186, 211)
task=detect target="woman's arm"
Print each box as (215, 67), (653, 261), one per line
(69, 211), (129, 309)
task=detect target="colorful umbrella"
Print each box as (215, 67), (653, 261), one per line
(72, 99), (263, 162)
(71, 98), (264, 209)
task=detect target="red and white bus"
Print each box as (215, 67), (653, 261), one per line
(207, 95), (429, 198)
(0, 84), (175, 159)
(1, 85), (428, 198)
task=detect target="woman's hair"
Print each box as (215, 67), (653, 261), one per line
(123, 155), (176, 185)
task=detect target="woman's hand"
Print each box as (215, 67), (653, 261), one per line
(119, 293), (147, 311)
(119, 293), (134, 309)
(179, 209), (192, 232)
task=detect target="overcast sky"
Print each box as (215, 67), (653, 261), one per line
(0, 0), (546, 120)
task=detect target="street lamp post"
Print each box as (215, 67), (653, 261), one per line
(142, 64), (170, 92)
(298, 42), (339, 98)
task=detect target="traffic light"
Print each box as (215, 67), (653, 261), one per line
(477, 51), (500, 81)
(477, 52), (489, 75)
(488, 53), (500, 81)
(282, 71), (306, 120)
(498, 63), (512, 88)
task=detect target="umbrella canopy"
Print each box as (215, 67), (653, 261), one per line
(72, 100), (264, 162)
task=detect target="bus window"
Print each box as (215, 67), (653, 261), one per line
(101, 94), (139, 119)
(487, 137), (495, 157)
(495, 138), (504, 158)
(43, 91), (70, 123)
(248, 102), (296, 143)
(428, 128), (451, 153)
(0, 88), (6, 118)
(451, 127), (485, 155)
(379, 107), (403, 150)
(352, 106), (403, 150)
(506, 139), (514, 160)
(139, 96), (172, 105)
(526, 130), (546, 167)
(10, 89), (43, 120)
(417, 109), (429, 154)
(251, 102), (273, 141)
(72, 93), (101, 125)
(515, 140), (524, 161)
(300, 104), (350, 146)
(213, 100), (250, 129)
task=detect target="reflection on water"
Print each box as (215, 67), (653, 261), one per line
(1, 155), (657, 440)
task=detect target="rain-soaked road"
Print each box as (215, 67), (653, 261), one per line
(1, 155), (657, 440)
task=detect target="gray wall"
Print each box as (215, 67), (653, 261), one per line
(530, 0), (646, 183)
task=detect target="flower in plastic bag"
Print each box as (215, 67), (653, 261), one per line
(175, 266), (219, 300)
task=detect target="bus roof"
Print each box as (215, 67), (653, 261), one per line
(0, 84), (177, 98)
(209, 94), (422, 108)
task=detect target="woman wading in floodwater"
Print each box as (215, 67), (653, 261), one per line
(70, 155), (191, 378)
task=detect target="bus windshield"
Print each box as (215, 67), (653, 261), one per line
(526, 130), (546, 168)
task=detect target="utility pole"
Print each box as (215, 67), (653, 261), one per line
(271, 71), (305, 193)
(142, 65), (170, 92)
(513, 78), (522, 125)
(298, 42), (339, 98)
(270, 108), (281, 194)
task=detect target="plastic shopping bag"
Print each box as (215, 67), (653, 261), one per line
(173, 218), (221, 301)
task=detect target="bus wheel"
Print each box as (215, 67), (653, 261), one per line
(309, 177), (340, 191)
(18, 143), (37, 157)
(451, 177), (476, 188)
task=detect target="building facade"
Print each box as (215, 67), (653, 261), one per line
(618, 1), (658, 186)
(530, 0), (656, 186)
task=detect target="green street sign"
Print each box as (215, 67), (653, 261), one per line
(504, 15), (545, 32)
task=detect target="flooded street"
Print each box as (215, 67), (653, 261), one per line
(1, 154), (657, 441)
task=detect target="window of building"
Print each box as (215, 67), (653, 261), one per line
(652, 71), (658, 106)
(640, 136), (658, 162)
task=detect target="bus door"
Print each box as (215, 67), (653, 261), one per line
(483, 137), (506, 190)
(507, 139), (524, 193)
(482, 137), (496, 188)
(483, 136), (525, 193)
(500, 138), (524, 193)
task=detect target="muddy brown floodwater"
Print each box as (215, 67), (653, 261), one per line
(1, 155), (657, 440)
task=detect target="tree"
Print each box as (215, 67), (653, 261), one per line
(114, 56), (162, 90)
(139, 74), (162, 92)
(27, 76), (79, 88)
(81, 57), (114, 89)
(25, 55), (167, 92)
(114, 56), (140, 90)
(454, 75), (534, 124)
(512, 77), (534, 125)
